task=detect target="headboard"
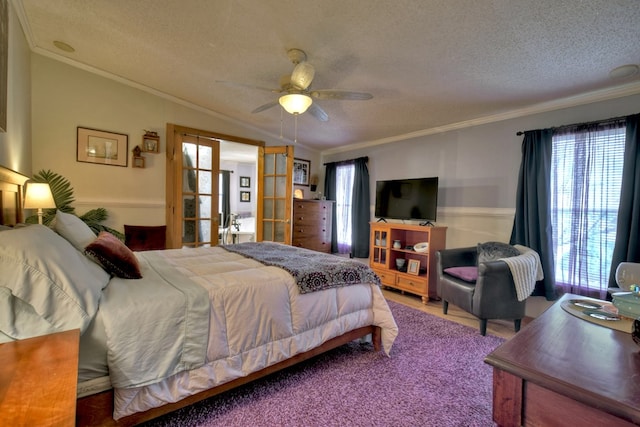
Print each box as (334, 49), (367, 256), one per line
(0, 165), (29, 225)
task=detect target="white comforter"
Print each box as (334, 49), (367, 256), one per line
(106, 246), (398, 419)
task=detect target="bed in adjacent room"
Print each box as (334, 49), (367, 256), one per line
(0, 165), (398, 426)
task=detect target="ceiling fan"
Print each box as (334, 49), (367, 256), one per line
(218, 49), (373, 122)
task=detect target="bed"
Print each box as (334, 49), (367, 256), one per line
(0, 165), (398, 426)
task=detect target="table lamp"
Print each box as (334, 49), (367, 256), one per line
(24, 182), (56, 224)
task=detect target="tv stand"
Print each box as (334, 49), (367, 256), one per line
(419, 221), (434, 226)
(376, 217), (388, 223)
(369, 222), (447, 304)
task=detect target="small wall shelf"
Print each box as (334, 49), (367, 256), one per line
(142, 131), (160, 153)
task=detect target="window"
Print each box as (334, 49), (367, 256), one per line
(550, 122), (626, 296)
(335, 164), (355, 254)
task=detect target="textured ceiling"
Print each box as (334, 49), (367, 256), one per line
(13, 0), (640, 152)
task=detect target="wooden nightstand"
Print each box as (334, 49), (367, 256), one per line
(0, 329), (80, 427)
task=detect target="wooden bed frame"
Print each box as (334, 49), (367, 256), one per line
(78, 326), (381, 426)
(0, 165), (383, 426)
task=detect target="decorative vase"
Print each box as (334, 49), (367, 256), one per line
(393, 240), (402, 249)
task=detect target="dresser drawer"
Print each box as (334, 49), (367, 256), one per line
(373, 268), (396, 286)
(396, 274), (427, 293)
(293, 239), (331, 253)
(293, 212), (329, 224)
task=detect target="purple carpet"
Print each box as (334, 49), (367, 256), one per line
(144, 301), (505, 427)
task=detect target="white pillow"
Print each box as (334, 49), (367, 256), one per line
(0, 225), (110, 333)
(53, 210), (97, 252)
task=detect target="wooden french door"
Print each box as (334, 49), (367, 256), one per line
(257, 145), (294, 244)
(166, 130), (220, 248)
(166, 123), (292, 248)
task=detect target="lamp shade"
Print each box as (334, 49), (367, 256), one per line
(279, 93), (312, 115)
(24, 182), (56, 209)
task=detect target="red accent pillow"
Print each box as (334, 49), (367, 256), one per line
(85, 231), (142, 279)
(443, 266), (478, 283)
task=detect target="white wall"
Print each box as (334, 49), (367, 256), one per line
(322, 93), (640, 248)
(30, 54), (321, 231)
(0, 1), (30, 175)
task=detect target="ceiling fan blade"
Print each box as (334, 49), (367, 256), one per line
(216, 80), (281, 93)
(251, 100), (279, 114)
(290, 62), (315, 90)
(308, 103), (329, 122)
(310, 90), (373, 100)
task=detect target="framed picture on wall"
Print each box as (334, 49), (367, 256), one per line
(240, 176), (250, 188)
(77, 127), (128, 167)
(293, 158), (310, 186)
(240, 191), (251, 202)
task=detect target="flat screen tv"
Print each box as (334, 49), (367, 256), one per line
(374, 177), (439, 224)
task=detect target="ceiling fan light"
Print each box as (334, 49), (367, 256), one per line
(279, 94), (312, 115)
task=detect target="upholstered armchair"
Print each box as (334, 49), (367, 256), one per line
(436, 244), (531, 335)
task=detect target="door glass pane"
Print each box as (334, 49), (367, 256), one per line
(275, 154), (286, 174)
(183, 195), (197, 218)
(183, 169), (197, 193)
(265, 153), (275, 175)
(199, 195), (212, 218)
(183, 143), (197, 167)
(263, 221), (273, 241)
(199, 219), (211, 242)
(198, 145), (212, 169)
(275, 176), (287, 198)
(275, 199), (286, 219)
(264, 176), (274, 197)
(263, 199), (273, 217)
(275, 222), (285, 241)
(183, 219), (196, 243)
(198, 170), (212, 194)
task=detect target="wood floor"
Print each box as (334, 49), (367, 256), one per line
(382, 288), (533, 340)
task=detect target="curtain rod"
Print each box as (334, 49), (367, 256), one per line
(516, 113), (632, 136)
(323, 156), (368, 166)
(181, 132), (219, 141)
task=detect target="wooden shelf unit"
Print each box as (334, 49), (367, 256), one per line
(369, 222), (447, 304)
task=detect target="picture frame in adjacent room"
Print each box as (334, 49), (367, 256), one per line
(407, 259), (421, 275)
(77, 127), (128, 167)
(240, 176), (250, 188)
(293, 158), (310, 186)
(240, 191), (251, 202)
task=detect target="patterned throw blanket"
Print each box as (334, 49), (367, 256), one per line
(222, 242), (381, 293)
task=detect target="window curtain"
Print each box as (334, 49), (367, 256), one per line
(609, 113), (640, 289)
(324, 162), (338, 253)
(220, 170), (230, 227)
(351, 157), (370, 258)
(510, 129), (558, 300)
(335, 165), (354, 254)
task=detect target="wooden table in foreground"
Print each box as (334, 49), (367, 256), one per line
(0, 329), (79, 427)
(485, 293), (640, 427)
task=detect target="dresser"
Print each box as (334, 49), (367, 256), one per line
(292, 199), (333, 253)
(485, 293), (640, 426)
